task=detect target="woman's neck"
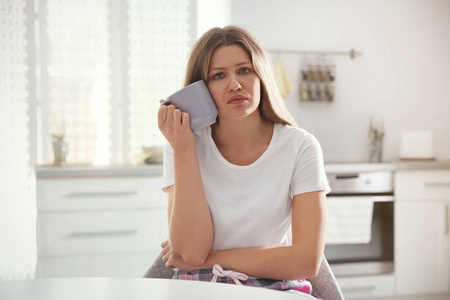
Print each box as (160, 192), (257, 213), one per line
(211, 113), (274, 152)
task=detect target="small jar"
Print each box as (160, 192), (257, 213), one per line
(310, 84), (318, 101)
(300, 84), (309, 101)
(301, 69), (309, 81)
(310, 65), (318, 81)
(319, 84), (327, 101)
(326, 84), (335, 102)
(320, 65), (327, 81)
(327, 65), (335, 81)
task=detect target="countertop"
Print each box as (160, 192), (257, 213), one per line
(325, 160), (450, 174)
(35, 164), (163, 178)
(35, 160), (450, 178)
(0, 278), (314, 300)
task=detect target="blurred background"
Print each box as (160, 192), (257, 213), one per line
(1, 1), (450, 299)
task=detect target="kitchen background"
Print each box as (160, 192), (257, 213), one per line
(228, 0), (450, 162)
(1, 0), (450, 296)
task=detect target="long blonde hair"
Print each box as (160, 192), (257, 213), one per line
(185, 26), (297, 127)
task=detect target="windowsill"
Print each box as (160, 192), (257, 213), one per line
(35, 163), (163, 178)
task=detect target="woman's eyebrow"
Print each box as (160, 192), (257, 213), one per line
(208, 66), (226, 74)
(235, 61), (251, 67)
(208, 61), (252, 74)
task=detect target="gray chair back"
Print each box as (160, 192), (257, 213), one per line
(143, 254), (344, 299)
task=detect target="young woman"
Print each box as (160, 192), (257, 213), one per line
(157, 26), (329, 295)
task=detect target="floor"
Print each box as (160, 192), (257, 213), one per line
(364, 294), (450, 300)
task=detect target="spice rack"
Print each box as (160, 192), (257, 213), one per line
(300, 63), (335, 102)
(269, 48), (362, 103)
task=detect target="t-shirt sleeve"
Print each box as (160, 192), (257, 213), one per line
(161, 141), (174, 193)
(290, 135), (331, 196)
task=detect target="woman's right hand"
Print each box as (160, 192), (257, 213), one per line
(158, 100), (195, 152)
(161, 240), (199, 272)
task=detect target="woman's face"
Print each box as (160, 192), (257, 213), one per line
(207, 44), (261, 122)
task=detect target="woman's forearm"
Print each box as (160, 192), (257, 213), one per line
(197, 192), (326, 280)
(169, 147), (213, 266)
(201, 245), (322, 281)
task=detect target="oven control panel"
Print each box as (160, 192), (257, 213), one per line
(327, 171), (393, 195)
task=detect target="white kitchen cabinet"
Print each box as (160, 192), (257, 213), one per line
(337, 274), (395, 299)
(395, 170), (450, 296)
(36, 166), (168, 278)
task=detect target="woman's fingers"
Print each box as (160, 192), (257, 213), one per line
(157, 102), (194, 152)
(162, 250), (169, 263)
(161, 244), (170, 256)
(173, 108), (182, 125)
(158, 103), (190, 131)
(166, 105), (175, 122)
(157, 105), (175, 129)
(160, 240), (169, 248)
(181, 112), (189, 128)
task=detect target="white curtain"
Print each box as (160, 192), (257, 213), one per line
(39, 0), (192, 165)
(0, 0), (191, 279)
(127, 0), (191, 161)
(0, 0), (37, 280)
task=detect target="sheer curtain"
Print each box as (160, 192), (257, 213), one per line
(37, 0), (192, 165)
(42, 0), (111, 165)
(0, 0), (36, 280)
(0, 0), (192, 279)
(127, 0), (191, 162)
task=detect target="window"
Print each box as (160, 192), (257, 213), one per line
(0, 0), (193, 280)
(127, 0), (191, 162)
(34, 0), (193, 165)
(0, 0), (36, 280)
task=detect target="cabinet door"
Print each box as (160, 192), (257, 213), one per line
(37, 176), (166, 212)
(395, 201), (449, 295)
(337, 274), (394, 299)
(37, 210), (167, 257)
(37, 252), (157, 278)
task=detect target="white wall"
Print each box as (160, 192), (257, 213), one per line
(229, 0), (450, 162)
(196, 0), (231, 38)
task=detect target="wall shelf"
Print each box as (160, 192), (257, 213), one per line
(268, 48), (362, 59)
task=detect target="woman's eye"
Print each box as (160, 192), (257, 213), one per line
(213, 73), (224, 79)
(240, 68), (250, 74)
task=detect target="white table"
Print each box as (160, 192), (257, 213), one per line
(0, 278), (315, 300)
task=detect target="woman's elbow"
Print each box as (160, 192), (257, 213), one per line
(304, 260), (321, 279)
(170, 243), (210, 267)
(181, 252), (208, 267)
(289, 255), (322, 280)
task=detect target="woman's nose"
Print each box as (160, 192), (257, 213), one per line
(228, 76), (242, 92)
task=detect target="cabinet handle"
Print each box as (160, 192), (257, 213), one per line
(69, 229), (138, 237)
(336, 174), (360, 179)
(68, 191), (138, 197)
(446, 204), (449, 235)
(342, 285), (376, 292)
(424, 182), (450, 188)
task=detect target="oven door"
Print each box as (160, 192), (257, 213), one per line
(324, 195), (394, 276)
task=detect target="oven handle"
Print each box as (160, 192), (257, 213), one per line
(424, 182), (450, 188)
(446, 204), (449, 235)
(370, 196), (394, 202)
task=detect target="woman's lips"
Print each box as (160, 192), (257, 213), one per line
(227, 95), (247, 104)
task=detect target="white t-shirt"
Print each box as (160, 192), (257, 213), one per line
(162, 123), (330, 251)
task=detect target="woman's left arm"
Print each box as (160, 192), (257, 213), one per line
(164, 190), (327, 280)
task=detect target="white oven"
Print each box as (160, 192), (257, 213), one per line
(324, 166), (395, 298)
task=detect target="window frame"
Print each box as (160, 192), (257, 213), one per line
(28, 0), (197, 165)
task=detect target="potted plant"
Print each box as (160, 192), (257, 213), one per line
(52, 128), (68, 165)
(368, 117), (385, 163)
